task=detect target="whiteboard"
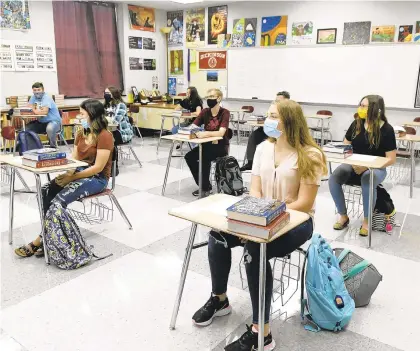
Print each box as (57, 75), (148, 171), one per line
(228, 45), (420, 109)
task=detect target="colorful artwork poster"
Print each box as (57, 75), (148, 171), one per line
(168, 77), (177, 96)
(398, 25), (413, 42)
(186, 8), (205, 48)
(198, 50), (227, 70)
(261, 16), (288, 46)
(128, 36), (143, 49)
(143, 58), (156, 70)
(217, 34), (231, 48)
(342, 21), (371, 45)
(317, 28), (337, 44)
(167, 10), (183, 46)
(169, 50), (183, 75)
(129, 57), (143, 70)
(143, 37), (155, 50)
(292, 21), (313, 44)
(244, 18), (257, 47)
(128, 5), (155, 32)
(208, 5), (228, 45)
(0, 1), (31, 30)
(415, 21), (420, 42)
(371, 25), (395, 43)
(231, 18), (245, 47)
(207, 71), (218, 82)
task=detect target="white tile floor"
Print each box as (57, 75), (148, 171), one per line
(1, 136), (419, 351)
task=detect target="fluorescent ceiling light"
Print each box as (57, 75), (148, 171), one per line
(171, 0), (204, 4)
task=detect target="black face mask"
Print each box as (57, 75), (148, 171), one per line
(104, 93), (112, 103)
(207, 98), (218, 108)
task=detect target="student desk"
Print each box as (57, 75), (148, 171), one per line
(160, 135), (222, 198)
(157, 113), (195, 153)
(306, 114), (332, 146)
(230, 109), (251, 144)
(0, 155), (88, 264)
(167, 194), (309, 351)
(131, 103), (177, 131)
(13, 114), (47, 130)
(396, 134), (420, 198)
(327, 154), (388, 248)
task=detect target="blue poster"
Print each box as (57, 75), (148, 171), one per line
(168, 77), (177, 95)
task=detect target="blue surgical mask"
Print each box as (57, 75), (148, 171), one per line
(263, 118), (282, 139)
(81, 119), (89, 129)
(34, 92), (44, 99)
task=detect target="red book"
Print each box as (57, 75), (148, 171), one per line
(22, 158), (69, 168)
(227, 212), (291, 240)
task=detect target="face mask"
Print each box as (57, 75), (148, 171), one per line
(207, 98), (218, 109)
(81, 119), (89, 129)
(34, 92), (44, 99)
(104, 93), (112, 103)
(357, 106), (368, 119)
(263, 118), (282, 139)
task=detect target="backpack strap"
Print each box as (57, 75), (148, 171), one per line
(343, 260), (370, 281)
(93, 253), (113, 261)
(337, 249), (350, 263)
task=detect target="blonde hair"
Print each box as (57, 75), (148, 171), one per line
(207, 88), (223, 99)
(268, 100), (327, 180)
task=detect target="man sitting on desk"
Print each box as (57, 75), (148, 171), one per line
(240, 91), (290, 172)
(26, 82), (62, 148)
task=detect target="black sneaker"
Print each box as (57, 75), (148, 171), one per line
(240, 162), (252, 173)
(192, 189), (212, 197)
(224, 325), (276, 351)
(192, 295), (232, 327)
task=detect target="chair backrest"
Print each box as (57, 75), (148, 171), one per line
(129, 105), (140, 113)
(414, 117), (420, 123)
(178, 92), (187, 96)
(241, 105), (254, 113)
(405, 126), (416, 135)
(316, 110), (333, 116)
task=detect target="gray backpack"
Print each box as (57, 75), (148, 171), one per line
(334, 248), (382, 307)
(215, 155), (246, 196)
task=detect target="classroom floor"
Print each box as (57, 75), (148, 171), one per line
(1, 136), (419, 351)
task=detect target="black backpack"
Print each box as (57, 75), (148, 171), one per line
(215, 156), (246, 196)
(16, 130), (43, 155)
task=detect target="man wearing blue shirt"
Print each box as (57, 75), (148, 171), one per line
(27, 82), (62, 147)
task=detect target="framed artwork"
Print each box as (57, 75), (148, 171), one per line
(207, 5), (228, 45)
(371, 25), (395, 43)
(261, 16), (288, 46)
(292, 21), (313, 44)
(1, 0), (31, 30)
(186, 8), (205, 48)
(167, 10), (183, 46)
(128, 5), (155, 32)
(398, 25), (413, 42)
(169, 49), (183, 75)
(415, 65), (420, 108)
(317, 28), (337, 44)
(343, 21), (371, 45)
(415, 21), (420, 42)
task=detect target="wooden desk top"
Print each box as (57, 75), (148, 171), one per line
(132, 103), (177, 110)
(306, 115), (332, 120)
(327, 154), (388, 169)
(404, 121), (420, 128)
(162, 135), (223, 144)
(396, 134), (420, 143)
(169, 194), (310, 244)
(13, 114), (46, 118)
(160, 112), (195, 119)
(0, 156), (88, 174)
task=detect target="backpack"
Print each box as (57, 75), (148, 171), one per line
(214, 155), (246, 196)
(301, 234), (355, 332)
(372, 185), (396, 232)
(44, 201), (112, 270)
(16, 130), (43, 155)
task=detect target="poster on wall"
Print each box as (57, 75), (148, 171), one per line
(415, 65), (420, 108)
(35, 44), (55, 71)
(129, 36), (143, 49)
(128, 5), (155, 32)
(244, 18), (257, 47)
(129, 57), (143, 70)
(186, 8), (205, 48)
(292, 21), (313, 44)
(398, 25), (413, 42)
(415, 21), (420, 42)
(371, 25), (395, 43)
(152, 75), (158, 89)
(198, 50), (227, 70)
(168, 77), (177, 96)
(342, 21), (371, 45)
(143, 37), (155, 50)
(231, 18), (245, 47)
(169, 50), (183, 75)
(0, 42), (15, 71)
(207, 71), (218, 82)
(207, 5), (228, 45)
(167, 10), (183, 46)
(232, 18), (257, 47)
(316, 28), (337, 44)
(0, 1), (31, 30)
(14, 42), (35, 71)
(217, 34), (231, 48)
(261, 16), (288, 46)
(143, 58), (156, 70)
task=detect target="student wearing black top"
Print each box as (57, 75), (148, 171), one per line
(329, 95), (396, 236)
(240, 91), (290, 172)
(184, 88), (230, 197)
(171, 86), (203, 135)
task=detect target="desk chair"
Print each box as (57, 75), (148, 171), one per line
(231, 106), (254, 140)
(115, 129), (142, 168)
(68, 147), (133, 229)
(128, 105), (143, 143)
(309, 110), (333, 146)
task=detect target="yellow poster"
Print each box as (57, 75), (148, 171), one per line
(169, 50), (184, 75)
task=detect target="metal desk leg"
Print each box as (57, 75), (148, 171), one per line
(8, 168), (15, 245)
(368, 168), (374, 248)
(320, 119), (325, 147)
(237, 112), (240, 145)
(162, 142), (175, 195)
(170, 223), (198, 330)
(34, 174), (49, 264)
(410, 143), (415, 198)
(157, 116), (165, 153)
(258, 243), (267, 351)
(199, 144), (203, 198)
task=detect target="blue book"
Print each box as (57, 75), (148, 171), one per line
(23, 148), (67, 161)
(226, 196), (287, 226)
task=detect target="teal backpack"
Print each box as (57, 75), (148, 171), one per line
(301, 234), (355, 332)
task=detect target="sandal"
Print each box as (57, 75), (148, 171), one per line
(333, 218), (350, 230)
(359, 227), (369, 237)
(14, 242), (41, 258)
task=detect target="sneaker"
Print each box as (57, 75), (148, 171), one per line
(224, 325), (276, 351)
(192, 295), (232, 327)
(240, 162), (252, 173)
(192, 189), (212, 197)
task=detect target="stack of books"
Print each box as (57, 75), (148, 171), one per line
(22, 148), (69, 168)
(177, 126), (203, 140)
(247, 115), (266, 124)
(17, 96), (30, 107)
(14, 107), (33, 116)
(322, 142), (353, 159)
(226, 196), (290, 239)
(53, 94), (65, 106)
(6, 96), (18, 108)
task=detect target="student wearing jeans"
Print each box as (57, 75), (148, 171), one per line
(26, 82), (62, 147)
(184, 88), (230, 197)
(15, 99), (114, 258)
(329, 95), (396, 236)
(192, 100), (327, 351)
